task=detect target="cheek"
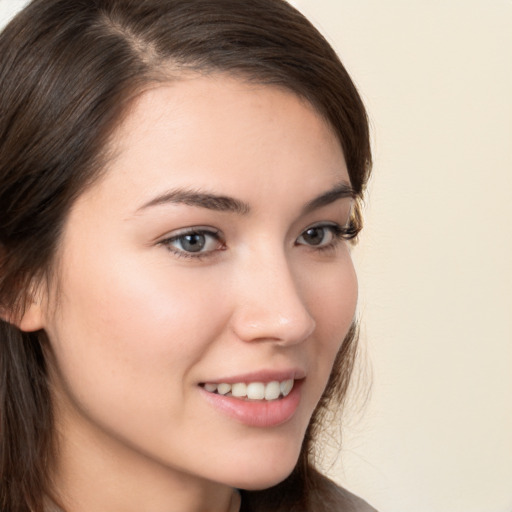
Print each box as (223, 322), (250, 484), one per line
(311, 248), (357, 323)
(304, 249), (358, 384)
(55, 249), (223, 349)
(44, 248), (229, 419)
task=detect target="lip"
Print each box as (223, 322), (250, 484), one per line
(199, 368), (306, 385)
(199, 377), (304, 428)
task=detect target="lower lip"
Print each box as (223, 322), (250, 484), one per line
(200, 380), (303, 428)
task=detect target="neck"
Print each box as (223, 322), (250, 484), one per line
(46, 491), (240, 512)
(50, 411), (240, 512)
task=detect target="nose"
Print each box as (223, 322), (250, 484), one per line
(229, 249), (316, 346)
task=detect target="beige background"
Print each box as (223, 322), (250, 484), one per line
(1, 1), (511, 511)
(289, 2), (512, 512)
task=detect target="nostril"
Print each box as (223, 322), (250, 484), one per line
(230, 303), (315, 345)
(230, 257), (315, 344)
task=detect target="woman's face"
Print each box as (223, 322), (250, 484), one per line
(37, 75), (357, 493)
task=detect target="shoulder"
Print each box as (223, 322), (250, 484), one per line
(240, 466), (377, 512)
(308, 468), (378, 512)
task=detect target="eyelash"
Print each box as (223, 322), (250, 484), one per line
(159, 222), (355, 260)
(159, 227), (224, 261)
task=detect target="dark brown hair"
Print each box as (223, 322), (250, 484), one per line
(0, 1), (371, 510)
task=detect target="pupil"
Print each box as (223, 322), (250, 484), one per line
(304, 227), (324, 245)
(182, 233), (205, 252)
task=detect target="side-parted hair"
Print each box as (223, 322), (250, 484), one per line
(0, 1), (372, 511)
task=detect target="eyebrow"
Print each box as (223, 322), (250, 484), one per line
(137, 189), (250, 215)
(136, 181), (354, 216)
(301, 182), (355, 214)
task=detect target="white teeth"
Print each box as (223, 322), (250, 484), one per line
(203, 379), (295, 400)
(231, 382), (247, 397)
(217, 383), (231, 395)
(280, 379), (294, 397)
(264, 381), (281, 400)
(246, 382), (265, 400)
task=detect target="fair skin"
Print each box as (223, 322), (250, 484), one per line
(21, 75), (357, 512)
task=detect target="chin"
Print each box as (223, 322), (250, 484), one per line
(225, 448), (300, 491)
(232, 469), (295, 491)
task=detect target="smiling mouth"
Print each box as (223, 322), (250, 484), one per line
(200, 379), (295, 401)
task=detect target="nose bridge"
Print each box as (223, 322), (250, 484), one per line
(230, 242), (316, 345)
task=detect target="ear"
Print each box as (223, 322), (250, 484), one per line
(16, 299), (45, 332)
(0, 286), (46, 333)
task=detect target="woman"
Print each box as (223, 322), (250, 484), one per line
(0, 0), (373, 511)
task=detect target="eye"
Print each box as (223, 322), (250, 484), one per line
(160, 228), (224, 258)
(296, 223), (343, 248)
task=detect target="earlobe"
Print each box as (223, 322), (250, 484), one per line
(16, 300), (45, 332)
(0, 290), (46, 332)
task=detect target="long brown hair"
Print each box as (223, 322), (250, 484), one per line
(0, 1), (371, 510)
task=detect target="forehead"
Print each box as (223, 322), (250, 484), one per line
(117, 74), (340, 150)
(79, 74), (348, 217)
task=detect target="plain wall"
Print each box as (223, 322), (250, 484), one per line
(1, 1), (511, 511)
(290, 2), (511, 512)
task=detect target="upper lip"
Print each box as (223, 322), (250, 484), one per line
(200, 368), (306, 385)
